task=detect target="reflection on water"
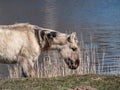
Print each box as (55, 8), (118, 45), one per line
(0, 0), (120, 77)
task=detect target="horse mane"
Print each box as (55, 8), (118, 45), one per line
(34, 28), (54, 51)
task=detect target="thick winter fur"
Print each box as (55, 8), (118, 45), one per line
(0, 23), (80, 77)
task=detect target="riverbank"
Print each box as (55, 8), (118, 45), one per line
(0, 74), (120, 90)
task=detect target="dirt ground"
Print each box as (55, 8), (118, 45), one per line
(69, 86), (97, 90)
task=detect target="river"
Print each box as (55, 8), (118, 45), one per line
(0, 0), (120, 77)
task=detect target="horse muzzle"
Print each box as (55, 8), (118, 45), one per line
(65, 58), (79, 70)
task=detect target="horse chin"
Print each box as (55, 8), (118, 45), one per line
(64, 58), (79, 70)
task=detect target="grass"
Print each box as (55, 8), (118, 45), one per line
(5, 35), (120, 90)
(0, 75), (120, 90)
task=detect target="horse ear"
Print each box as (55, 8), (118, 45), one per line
(67, 32), (76, 42)
(71, 32), (76, 38)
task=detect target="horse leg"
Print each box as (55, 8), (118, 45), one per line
(20, 58), (35, 77)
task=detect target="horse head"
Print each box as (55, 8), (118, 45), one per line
(46, 31), (80, 69)
(59, 32), (80, 69)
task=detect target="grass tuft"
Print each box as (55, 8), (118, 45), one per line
(0, 75), (120, 90)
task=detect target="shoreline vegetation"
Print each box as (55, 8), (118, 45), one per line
(0, 75), (120, 90)
(8, 36), (120, 78)
(1, 35), (120, 90)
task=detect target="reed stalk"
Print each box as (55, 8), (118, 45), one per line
(8, 35), (110, 78)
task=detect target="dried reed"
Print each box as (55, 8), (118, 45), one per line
(8, 36), (120, 78)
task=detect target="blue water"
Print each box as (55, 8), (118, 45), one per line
(0, 0), (120, 77)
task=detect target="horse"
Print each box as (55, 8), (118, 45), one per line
(0, 23), (80, 77)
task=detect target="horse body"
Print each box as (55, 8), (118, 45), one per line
(0, 23), (80, 77)
(0, 24), (40, 64)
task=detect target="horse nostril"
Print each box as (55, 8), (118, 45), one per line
(72, 47), (77, 51)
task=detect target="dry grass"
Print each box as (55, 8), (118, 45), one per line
(7, 45), (104, 78)
(8, 36), (120, 78)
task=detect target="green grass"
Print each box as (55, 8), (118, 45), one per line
(0, 75), (120, 90)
